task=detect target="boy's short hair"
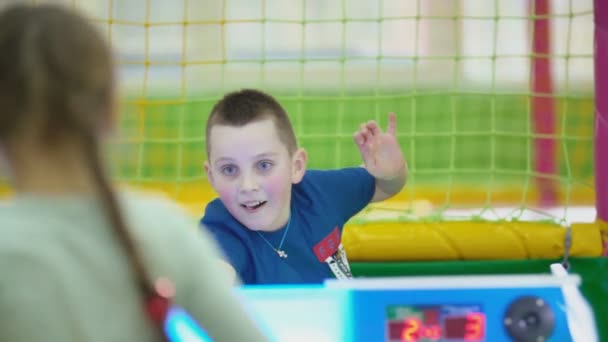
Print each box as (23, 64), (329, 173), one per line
(205, 89), (298, 156)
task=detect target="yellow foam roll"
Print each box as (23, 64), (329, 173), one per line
(343, 221), (603, 261)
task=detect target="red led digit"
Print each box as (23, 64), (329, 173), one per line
(401, 318), (421, 342)
(464, 312), (486, 341)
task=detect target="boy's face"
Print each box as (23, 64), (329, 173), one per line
(205, 118), (306, 232)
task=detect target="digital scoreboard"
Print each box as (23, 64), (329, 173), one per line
(238, 269), (597, 342)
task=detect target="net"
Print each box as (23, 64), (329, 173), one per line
(109, 0), (595, 219)
(1, 0), (601, 258)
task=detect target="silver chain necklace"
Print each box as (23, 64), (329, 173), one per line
(256, 215), (291, 259)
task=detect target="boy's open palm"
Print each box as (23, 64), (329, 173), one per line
(354, 112), (406, 180)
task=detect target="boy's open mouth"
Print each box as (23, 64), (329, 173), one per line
(241, 200), (267, 210)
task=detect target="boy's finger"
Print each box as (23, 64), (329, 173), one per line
(361, 123), (380, 140)
(353, 131), (364, 145)
(359, 123), (368, 136)
(366, 121), (381, 136)
(387, 112), (397, 136)
(358, 142), (373, 160)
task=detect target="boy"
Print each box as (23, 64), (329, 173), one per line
(201, 89), (407, 284)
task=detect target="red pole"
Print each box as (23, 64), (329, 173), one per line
(593, 0), (608, 255)
(531, 0), (557, 207)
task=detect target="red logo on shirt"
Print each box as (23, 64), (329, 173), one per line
(313, 227), (340, 262)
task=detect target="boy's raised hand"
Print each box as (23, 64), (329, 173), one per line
(353, 112), (406, 180)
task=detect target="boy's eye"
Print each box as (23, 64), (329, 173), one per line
(257, 160), (273, 172)
(221, 165), (238, 177)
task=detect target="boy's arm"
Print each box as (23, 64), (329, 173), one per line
(177, 227), (267, 341)
(354, 112), (407, 202)
(371, 162), (407, 202)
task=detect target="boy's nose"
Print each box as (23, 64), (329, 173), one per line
(239, 173), (259, 192)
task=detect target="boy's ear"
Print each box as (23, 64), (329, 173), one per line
(204, 160), (215, 186)
(291, 148), (307, 184)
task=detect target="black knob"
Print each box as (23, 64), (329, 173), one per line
(503, 296), (555, 342)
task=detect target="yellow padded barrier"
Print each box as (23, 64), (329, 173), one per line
(343, 221), (603, 261)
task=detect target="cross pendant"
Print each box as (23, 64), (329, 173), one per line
(277, 250), (288, 259)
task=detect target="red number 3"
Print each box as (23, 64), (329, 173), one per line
(464, 313), (485, 341)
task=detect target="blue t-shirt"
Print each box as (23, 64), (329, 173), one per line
(200, 167), (375, 285)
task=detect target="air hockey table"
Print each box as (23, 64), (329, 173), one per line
(235, 264), (597, 342)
